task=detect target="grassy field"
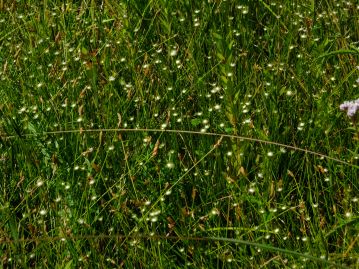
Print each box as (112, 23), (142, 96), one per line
(0, 1), (358, 268)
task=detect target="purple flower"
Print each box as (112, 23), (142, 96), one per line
(340, 99), (359, 118)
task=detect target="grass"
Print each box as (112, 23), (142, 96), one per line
(0, 0), (358, 268)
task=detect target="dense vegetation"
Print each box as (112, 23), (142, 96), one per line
(0, 1), (358, 268)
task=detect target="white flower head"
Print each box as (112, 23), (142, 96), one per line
(340, 98), (359, 118)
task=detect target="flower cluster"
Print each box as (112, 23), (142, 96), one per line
(340, 98), (359, 118)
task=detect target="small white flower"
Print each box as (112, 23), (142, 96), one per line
(165, 190), (172, 195)
(166, 162), (175, 169)
(39, 209), (47, 216)
(108, 145), (115, 151)
(345, 212), (352, 218)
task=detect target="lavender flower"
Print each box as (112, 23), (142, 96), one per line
(340, 98), (359, 118)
